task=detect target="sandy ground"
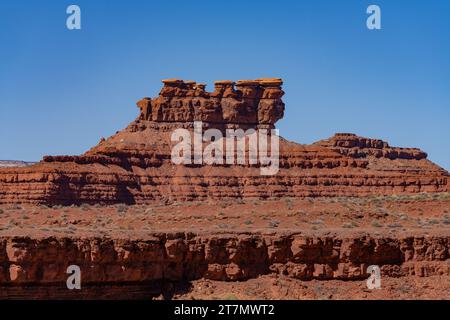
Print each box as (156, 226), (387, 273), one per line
(0, 193), (449, 237)
(172, 274), (450, 300)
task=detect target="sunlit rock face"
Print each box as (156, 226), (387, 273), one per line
(0, 79), (448, 205)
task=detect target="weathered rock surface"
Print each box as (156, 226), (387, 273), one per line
(1, 232), (449, 299)
(138, 78), (284, 125)
(0, 79), (448, 205)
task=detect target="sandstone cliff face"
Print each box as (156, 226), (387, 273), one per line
(0, 79), (448, 205)
(138, 78), (284, 125)
(1, 232), (449, 298)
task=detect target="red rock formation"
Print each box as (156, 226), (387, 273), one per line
(137, 78), (284, 125)
(0, 79), (448, 205)
(1, 232), (449, 299)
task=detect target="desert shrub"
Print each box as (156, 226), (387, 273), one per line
(387, 222), (402, 228)
(342, 222), (353, 228)
(220, 201), (230, 209)
(269, 220), (279, 228)
(0, 208), (3, 215)
(371, 220), (383, 228)
(244, 220), (253, 225)
(80, 203), (90, 211)
(285, 199), (293, 210)
(117, 204), (128, 214)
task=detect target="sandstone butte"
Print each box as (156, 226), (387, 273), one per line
(0, 78), (448, 205)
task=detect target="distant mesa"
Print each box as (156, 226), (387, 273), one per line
(0, 160), (36, 168)
(0, 78), (448, 205)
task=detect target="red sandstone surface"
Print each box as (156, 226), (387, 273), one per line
(0, 79), (449, 299)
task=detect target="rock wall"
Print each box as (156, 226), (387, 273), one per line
(137, 78), (284, 125)
(1, 232), (449, 299)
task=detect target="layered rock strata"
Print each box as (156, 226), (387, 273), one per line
(1, 232), (449, 299)
(0, 79), (448, 205)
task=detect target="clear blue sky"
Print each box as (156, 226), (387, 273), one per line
(0, 0), (449, 170)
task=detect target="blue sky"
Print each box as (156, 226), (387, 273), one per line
(0, 0), (449, 170)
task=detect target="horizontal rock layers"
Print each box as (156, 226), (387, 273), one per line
(1, 232), (449, 299)
(0, 79), (448, 205)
